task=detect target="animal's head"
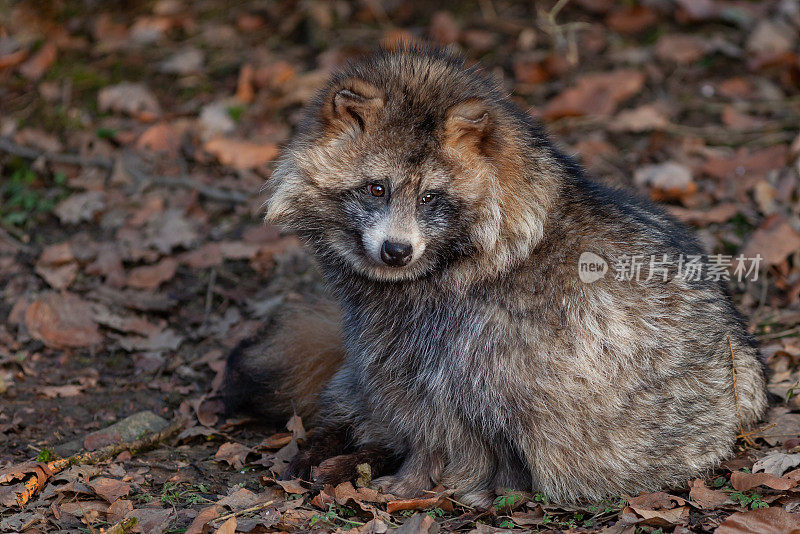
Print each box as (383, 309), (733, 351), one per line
(266, 46), (564, 284)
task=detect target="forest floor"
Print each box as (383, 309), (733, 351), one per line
(1, 0), (800, 532)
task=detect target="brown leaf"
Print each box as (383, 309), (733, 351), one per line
(88, 477), (132, 503)
(236, 64), (255, 103)
(107, 498), (133, 522)
(611, 104), (669, 132)
(757, 407), (800, 446)
(634, 161), (696, 201)
(137, 122), (180, 155)
(124, 508), (173, 533)
(127, 258), (179, 289)
(35, 262), (78, 290)
(204, 137), (279, 170)
(730, 470), (796, 491)
(257, 432), (293, 450)
(740, 215), (800, 267)
(687, 479), (729, 509)
(19, 42), (57, 80)
(628, 505), (689, 525)
(214, 442), (254, 469)
(196, 397), (225, 427)
(179, 243), (223, 269)
(275, 478), (308, 495)
(543, 70), (645, 120)
(716, 506), (800, 534)
(40, 384), (85, 398)
(0, 461), (38, 484)
(214, 517), (236, 534)
(393, 513), (438, 534)
(627, 492), (686, 510)
(286, 414), (306, 441)
(605, 6), (657, 34)
(386, 492), (450, 514)
(186, 504), (222, 534)
(701, 145), (788, 183)
(217, 487), (262, 510)
(98, 82), (161, 119)
(655, 34), (707, 64)
(36, 241), (78, 289)
(25, 292), (102, 349)
(668, 203), (739, 225)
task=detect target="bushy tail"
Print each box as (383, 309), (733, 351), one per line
(223, 299), (344, 424)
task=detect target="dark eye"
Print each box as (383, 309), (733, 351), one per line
(420, 192), (436, 204)
(369, 184), (385, 197)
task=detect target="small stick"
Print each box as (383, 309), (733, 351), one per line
(0, 136), (113, 169)
(6, 419), (186, 507)
(211, 500), (275, 526)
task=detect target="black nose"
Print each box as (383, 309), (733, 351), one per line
(381, 241), (413, 267)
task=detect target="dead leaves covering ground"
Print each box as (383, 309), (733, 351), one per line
(1, 0), (800, 532)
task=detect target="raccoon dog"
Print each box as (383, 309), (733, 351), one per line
(225, 46), (767, 506)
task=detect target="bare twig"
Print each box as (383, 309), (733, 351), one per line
(122, 152), (249, 204)
(211, 500), (275, 527)
(0, 136), (113, 169)
(150, 175), (249, 204)
(5, 419), (186, 507)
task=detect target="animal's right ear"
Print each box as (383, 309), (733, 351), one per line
(323, 78), (384, 132)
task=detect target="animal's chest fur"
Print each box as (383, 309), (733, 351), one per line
(341, 287), (545, 448)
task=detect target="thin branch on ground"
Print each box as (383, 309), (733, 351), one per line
(0, 136), (114, 169)
(4, 419), (187, 507)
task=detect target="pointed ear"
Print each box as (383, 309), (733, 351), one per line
(324, 78), (384, 132)
(444, 99), (491, 149)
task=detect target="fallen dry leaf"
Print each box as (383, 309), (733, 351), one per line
(610, 104), (669, 132)
(275, 478), (308, 495)
(668, 203), (739, 225)
(137, 122), (180, 155)
(19, 42), (57, 80)
(214, 442), (254, 469)
(98, 82), (161, 119)
(54, 191), (106, 224)
(687, 478), (729, 509)
(730, 470), (796, 491)
(24, 292), (102, 349)
(543, 70), (645, 119)
(634, 161), (696, 201)
(214, 516), (236, 534)
(126, 257), (179, 289)
(655, 34), (707, 64)
(740, 215), (800, 267)
(88, 477), (132, 503)
(186, 504), (222, 534)
(716, 506), (800, 534)
(204, 137), (279, 170)
(40, 384), (85, 398)
(753, 451), (800, 477)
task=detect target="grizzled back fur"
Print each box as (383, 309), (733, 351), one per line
(250, 45), (767, 505)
